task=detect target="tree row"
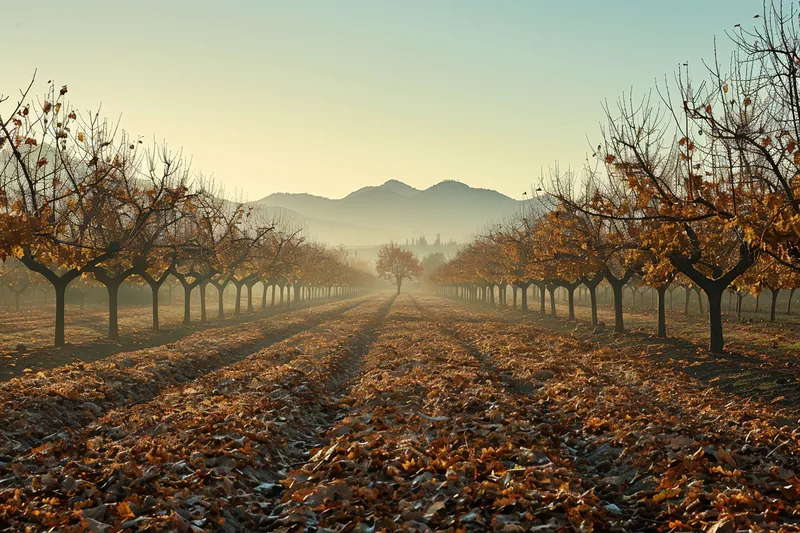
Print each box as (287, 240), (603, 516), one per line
(0, 81), (373, 346)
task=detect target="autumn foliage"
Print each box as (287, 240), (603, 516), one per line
(375, 242), (423, 294)
(0, 79), (373, 346)
(433, 3), (800, 353)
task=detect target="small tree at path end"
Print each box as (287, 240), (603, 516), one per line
(376, 243), (423, 295)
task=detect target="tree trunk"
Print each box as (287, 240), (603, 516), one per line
(182, 284), (192, 325)
(737, 294), (743, 318)
(755, 293), (760, 314)
(106, 283), (121, 339)
(261, 281), (268, 310)
(770, 289), (779, 322)
(149, 282), (160, 331)
(216, 283), (225, 319)
(271, 284), (276, 308)
(234, 282), (243, 317)
(55, 283), (67, 346)
(247, 283), (255, 313)
(707, 289), (724, 354)
(280, 285), (285, 306)
(13, 290), (21, 312)
(657, 285), (667, 338)
(788, 287), (796, 315)
(589, 285), (598, 326)
(612, 284), (624, 332)
(512, 286), (517, 309)
(683, 287), (691, 314)
(199, 282), (208, 323)
(520, 283), (529, 311)
(604, 271), (632, 333)
(567, 286), (575, 321)
(696, 287), (704, 314)
(548, 285), (557, 317)
(396, 280), (401, 295)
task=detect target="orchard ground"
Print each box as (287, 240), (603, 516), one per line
(0, 293), (798, 531)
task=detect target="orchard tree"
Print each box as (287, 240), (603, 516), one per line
(1, 81), (130, 345)
(85, 140), (192, 338)
(375, 242), (423, 295)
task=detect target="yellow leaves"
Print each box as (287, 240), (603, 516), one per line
(42, 102), (52, 114)
(77, 132), (85, 142)
(722, 84), (729, 93)
(584, 416), (612, 432)
(116, 502), (135, 520)
(652, 487), (681, 503)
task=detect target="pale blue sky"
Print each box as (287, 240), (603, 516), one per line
(3, 1), (757, 200)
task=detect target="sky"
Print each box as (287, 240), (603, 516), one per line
(3, 1), (758, 201)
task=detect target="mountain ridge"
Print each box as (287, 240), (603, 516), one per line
(251, 179), (532, 247)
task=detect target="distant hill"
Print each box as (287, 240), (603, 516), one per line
(346, 179), (420, 200)
(252, 179), (539, 246)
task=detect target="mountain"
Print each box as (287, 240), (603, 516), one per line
(252, 179), (535, 246)
(345, 179), (420, 200)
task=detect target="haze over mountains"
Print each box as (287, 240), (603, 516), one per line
(252, 180), (531, 247)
